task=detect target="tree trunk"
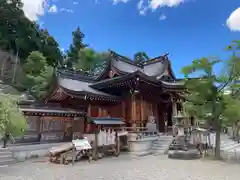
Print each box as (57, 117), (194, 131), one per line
(232, 124), (236, 139)
(212, 96), (221, 159)
(215, 120), (221, 159)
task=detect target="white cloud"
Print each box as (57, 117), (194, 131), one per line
(135, 0), (186, 16)
(137, 0), (144, 9)
(21, 0), (48, 21)
(226, 7), (240, 32)
(159, 13), (167, 20)
(137, 0), (148, 15)
(60, 8), (74, 13)
(48, 4), (58, 13)
(150, 0), (185, 9)
(113, 0), (130, 5)
(73, 1), (78, 5)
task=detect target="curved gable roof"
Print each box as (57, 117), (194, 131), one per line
(97, 50), (175, 80)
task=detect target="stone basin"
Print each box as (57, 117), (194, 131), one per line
(128, 133), (158, 154)
(168, 149), (201, 160)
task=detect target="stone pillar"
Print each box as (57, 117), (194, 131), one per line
(172, 101), (178, 136)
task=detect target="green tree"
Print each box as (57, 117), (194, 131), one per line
(21, 51), (53, 99)
(35, 28), (63, 67)
(133, 52), (149, 65)
(67, 27), (88, 66)
(0, 93), (27, 147)
(0, 0), (62, 66)
(221, 94), (240, 138)
(181, 55), (239, 159)
(72, 48), (109, 75)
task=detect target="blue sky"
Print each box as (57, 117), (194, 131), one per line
(22, 0), (240, 78)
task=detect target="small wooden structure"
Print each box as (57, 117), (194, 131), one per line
(190, 128), (211, 156)
(85, 117), (127, 160)
(49, 138), (93, 165)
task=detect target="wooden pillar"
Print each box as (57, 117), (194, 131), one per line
(98, 107), (102, 117)
(140, 96), (144, 127)
(36, 116), (41, 133)
(132, 94), (136, 128)
(172, 101), (177, 117)
(36, 116), (41, 142)
(88, 104), (91, 116)
(86, 104), (92, 133)
(154, 103), (159, 131)
(121, 101), (126, 121)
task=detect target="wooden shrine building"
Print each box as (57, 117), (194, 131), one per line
(19, 50), (185, 143)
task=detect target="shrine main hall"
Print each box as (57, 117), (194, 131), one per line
(20, 50), (185, 142)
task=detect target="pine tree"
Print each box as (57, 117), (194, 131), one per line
(67, 27), (88, 66)
(133, 52), (149, 65)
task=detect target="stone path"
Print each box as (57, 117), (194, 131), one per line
(218, 134), (240, 160)
(0, 154), (240, 180)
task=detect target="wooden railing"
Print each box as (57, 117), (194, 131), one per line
(108, 126), (158, 141)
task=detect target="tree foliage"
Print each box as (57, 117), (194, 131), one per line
(222, 95), (240, 126)
(182, 41), (240, 159)
(66, 26), (88, 66)
(0, 0), (62, 66)
(21, 51), (53, 99)
(133, 52), (149, 65)
(72, 48), (108, 75)
(0, 93), (27, 138)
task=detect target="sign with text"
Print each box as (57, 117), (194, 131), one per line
(72, 138), (92, 151)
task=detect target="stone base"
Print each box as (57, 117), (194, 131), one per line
(168, 149), (201, 160)
(9, 142), (67, 162)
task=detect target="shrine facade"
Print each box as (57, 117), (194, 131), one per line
(19, 50), (185, 143)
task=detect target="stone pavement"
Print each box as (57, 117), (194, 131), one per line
(0, 154), (240, 180)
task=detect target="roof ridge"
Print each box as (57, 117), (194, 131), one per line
(109, 50), (143, 68)
(56, 68), (97, 82)
(143, 53), (169, 65)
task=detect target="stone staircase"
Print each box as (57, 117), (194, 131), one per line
(151, 135), (173, 155)
(0, 148), (16, 166)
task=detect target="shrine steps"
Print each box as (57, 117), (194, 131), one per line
(0, 148), (16, 166)
(132, 135), (173, 157)
(151, 135), (173, 155)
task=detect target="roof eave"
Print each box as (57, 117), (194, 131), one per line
(60, 86), (120, 102)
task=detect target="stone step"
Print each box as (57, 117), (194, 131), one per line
(0, 148), (11, 152)
(221, 143), (240, 151)
(221, 142), (236, 149)
(0, 151), (12, 155)
(155, 138), (172, 141)
(0, 148), (16, 166)
(0, 157), (16, 166)
(151, 147), (167, 151)
(153, 146), (170, 149)
(152, 142), (171, 147)
(151, 149), (168, 155)
(158, 136), (173, 139)
(155, 138), (173, 142)
(0, 153), (12, 159)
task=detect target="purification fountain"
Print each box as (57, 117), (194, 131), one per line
(168, 111), (201, 159)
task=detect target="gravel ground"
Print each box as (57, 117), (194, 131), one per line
(0, 154), (240, 180)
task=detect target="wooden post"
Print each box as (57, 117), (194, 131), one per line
(140, 96), (144, 127)
(131, 94), (136, 128)
(72, 142), (75, 165)
(98, 107), (102, 117)
(121, 101), (126, 121)
(93, 130), (98, 160)
(88, 104), (92, 116)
